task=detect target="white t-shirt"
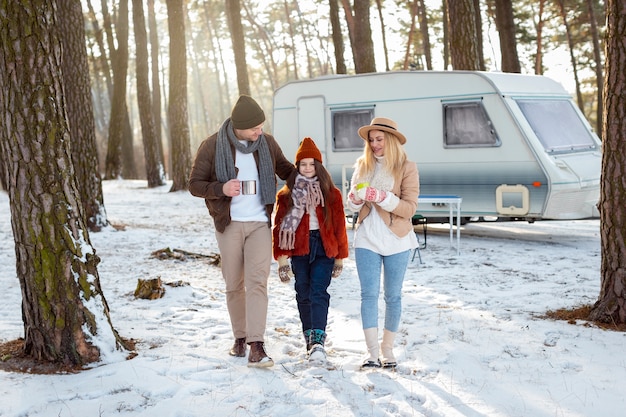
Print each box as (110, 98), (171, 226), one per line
(229, 142), (268, 222)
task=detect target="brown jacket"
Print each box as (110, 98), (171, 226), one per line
(188, 132), (295, 233)
(355, 160), (419, 238)
(273, 186), (349, 260)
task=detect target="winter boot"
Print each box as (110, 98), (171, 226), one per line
(229, 337), (247, 357)
(361, 327), (381, 368)
(308, 329), (327, 362)
(303, 329), (312, 353)
(380, 329), (397, 369)
(247, 341), (274, 368)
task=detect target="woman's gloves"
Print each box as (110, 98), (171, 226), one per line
(331, 258), (343, 278)
(277, 255), (293, 282)
(357, 186), (387, 203)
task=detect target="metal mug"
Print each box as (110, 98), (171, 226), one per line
(241, 180), (257, 195)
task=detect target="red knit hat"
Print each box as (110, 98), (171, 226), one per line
(295, 137), (323, 163)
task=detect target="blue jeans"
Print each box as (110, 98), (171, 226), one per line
(355, 248), (410, 332)
(291, 230), (334, 332)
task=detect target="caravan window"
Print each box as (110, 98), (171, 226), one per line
(516, 99), (598, 153)
(443, 101), (500, 148)
(331, 109), (373, 151)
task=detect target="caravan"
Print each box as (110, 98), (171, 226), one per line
(272, 71), (601, 222)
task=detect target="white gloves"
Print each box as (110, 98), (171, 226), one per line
(277, 256), (293, 282)
(357, 186), (387, 203)
(331, 259), (343, 278)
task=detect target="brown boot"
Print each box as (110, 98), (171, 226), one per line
(247, 341), (274, 368)
(229, 338), (247, 357)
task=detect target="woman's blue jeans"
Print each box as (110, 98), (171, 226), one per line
(291, 230), (334, 332)
(355, 247), (410, 332)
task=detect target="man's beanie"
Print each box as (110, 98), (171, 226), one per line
(231, 95), (265, 129)
(295, 137), (323, 164)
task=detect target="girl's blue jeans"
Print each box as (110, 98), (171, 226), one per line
(355, 247), (410, 332)
(291, 230), (334, 332)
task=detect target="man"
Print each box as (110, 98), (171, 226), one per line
(189, 95), (295, 367)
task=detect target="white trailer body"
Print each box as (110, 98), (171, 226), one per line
(272, 71), (601, 221)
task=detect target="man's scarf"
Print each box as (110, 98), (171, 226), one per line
(215, 118), (275, 205)
(278, 175), (324, 250)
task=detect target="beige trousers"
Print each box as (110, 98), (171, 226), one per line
(215, 221), (271, 343)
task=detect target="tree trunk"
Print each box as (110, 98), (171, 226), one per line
(0, 0), (127, 365)
(104, 0), (130, 180)
(447, 0), (481, 70)
(404, 0), (419, 70)
(494, 0), (521, 73)
(352, 0), (376, 73)
(556, 0), (584, 112)
(58, 0), (108, 232)
(166, 0), (193, 192)
(417, 0), (433, 70)
(132, 0), (165, 188)
(329, 0), (347, 74)
(473, 0), (485, 71)
(586, 0), (604, 138)
(148, 0), (166, 169)
(225, 0), (250, 95)
(590, 0), (626, 325)
(533, 0), (546, 74)
(374, 0), (390, 71)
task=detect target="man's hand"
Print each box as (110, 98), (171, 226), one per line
(223, 179), (241, 197)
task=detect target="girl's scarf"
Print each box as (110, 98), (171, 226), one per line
(278, 174), (325, 250)
(215, 118), (275, 205)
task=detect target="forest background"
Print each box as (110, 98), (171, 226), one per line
(80, 0), (606, 184)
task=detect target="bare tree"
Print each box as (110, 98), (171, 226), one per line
(494, 0), (521, 72)
(225, 0), (250, 95)
(132, 0), (165, 188)
(0, 0), (127, 365)
(341, 0), (376, 73)
(58, 0), (108, 231)
(329, 0), (347, 74)
(447, 0), (481, 70)
(148, 0), (166, 166)
(417, 0), (433, 70)
(589, 0), (626, 325)
(586, 0), (604, 137)
(374, 0), (390, 71)
(556, 0), (584, 112)
(166, 0), (192, 192)
(104, 0), (132, 179)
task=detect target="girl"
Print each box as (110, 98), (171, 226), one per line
(273, 137), (349, 361)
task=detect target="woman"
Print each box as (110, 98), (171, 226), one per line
(273, 137), (349, 362)
(346, 117), (419, 369)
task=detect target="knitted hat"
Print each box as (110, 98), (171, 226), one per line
(358, 117), (407, 144)
(231, 95), (265, 129)
(295, 137), (323, 163)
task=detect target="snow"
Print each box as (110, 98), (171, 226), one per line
(1, 179), (624, 417)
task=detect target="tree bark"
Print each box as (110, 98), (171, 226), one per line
(329, 0), (347, 74)
(225, 0), (250, 95)
(0, 0), (126, 365)
(166, 0), (193, 192)
(586, 0), (604, 138)
(494, 0), (521, 73)
(132, 0), (165, 188)
(58, 0), (108, 232)
(352, 0), (376, 73)
(148, 0), (166, 168)
(104, 0), (130, 180)
(590, 0), (626, 325)
(447, 0), (480, 70)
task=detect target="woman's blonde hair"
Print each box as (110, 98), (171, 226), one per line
(355, 130), (407, 180)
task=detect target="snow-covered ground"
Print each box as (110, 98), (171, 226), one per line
(1, 180), (622, 417)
